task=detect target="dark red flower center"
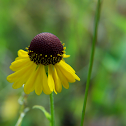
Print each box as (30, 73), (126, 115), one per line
(28, 32), (64, 65)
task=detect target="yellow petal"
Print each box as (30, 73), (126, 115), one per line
(23, 63), (37, 94)
(57, 60), (80, 82)
(18, 49), (28, 57)
(40, 65), (52, 95)
(55, 65), (69, 89)
(15, 56), (28, 61)
(60, 60), (75, 73)
(12, 80), (24, 89)
(35, 66), (43, 95)
(12, 63), (36, 89)
(56, 64), (75, 83)
(48, 65), (55, 92)
(53, 66), (62, 93)
(10, 58), (30, 71)
(7, 60), (34, 83)
(63, 54), (70, 58)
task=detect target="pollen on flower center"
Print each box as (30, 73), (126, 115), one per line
(28, 32), (64, 65)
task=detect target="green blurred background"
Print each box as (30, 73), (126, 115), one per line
(1, 0), (126, 126)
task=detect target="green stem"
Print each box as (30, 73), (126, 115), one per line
(50, 93), (55, 126)
(80, 0), (101, 126)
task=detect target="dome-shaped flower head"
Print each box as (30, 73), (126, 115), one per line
(7, 33), (80, 95)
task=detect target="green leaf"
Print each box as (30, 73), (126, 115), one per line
(32, 105), (51, 121)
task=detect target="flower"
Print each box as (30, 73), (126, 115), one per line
(7, 33), (80, 95)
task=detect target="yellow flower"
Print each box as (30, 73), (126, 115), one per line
(7, 33), (80, 95)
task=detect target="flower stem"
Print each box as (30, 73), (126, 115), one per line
(50, 92), (55, 126)
(80, 0), (101, 126)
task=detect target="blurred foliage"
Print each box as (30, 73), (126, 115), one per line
(0, 0), (126, 126)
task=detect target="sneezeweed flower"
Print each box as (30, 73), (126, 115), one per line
(7, 32), (80, 95)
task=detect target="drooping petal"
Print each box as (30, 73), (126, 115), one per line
(23, 63), (38, 94)
(12, 80), (24, 89)
(10, 58), (30, 71)
(48, 65), (55, 92)
(55, 65), (69, 89)
(56, 63), (75, 83)
(7, 60), (34, 83)
(18, 49), (28, 57)
(53, 66), (62, 93)
(56, 60), (80, 82)
(35, 65), (43, 95)
(60, 60), (75, 73)
(12, 62), (36, 89)
(40, 65), (52, 94)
